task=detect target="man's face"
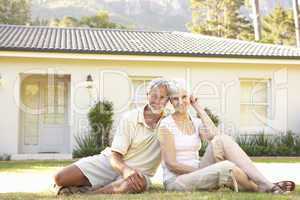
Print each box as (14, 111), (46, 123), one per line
(147, 85), (169, 114)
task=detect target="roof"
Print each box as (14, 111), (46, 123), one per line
(1, 24), (300, 59)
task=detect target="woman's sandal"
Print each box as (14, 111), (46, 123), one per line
(270, 185), (287, 194)
(274, 181), (295, 192)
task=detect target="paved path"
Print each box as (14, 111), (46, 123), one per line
(0, 163), (299, 193)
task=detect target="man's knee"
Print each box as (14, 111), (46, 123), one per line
(54, 171), (65, 186)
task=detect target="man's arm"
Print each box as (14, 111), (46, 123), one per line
(110, 151), (146, 192)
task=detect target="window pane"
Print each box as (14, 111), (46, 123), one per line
(57, 82), (65, 106)
(240, 81), (267, 103)
(24, 114), (39, 145)
(240, 105), (267, 127)
(131, 80), (149, 108)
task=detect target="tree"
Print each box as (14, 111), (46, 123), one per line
(80, 10), (126, 29)
(292, 0), (300, 47)
(58, 16), (80, 27)
(30, 17), (49, 26)
(48, 10), (126, 29)
(0, 0), (31, 25)
(261, 5), (295, 46)
(188, 0), (253, 40)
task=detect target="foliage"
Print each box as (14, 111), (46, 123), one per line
(188, 0), (254, 40)
(204, 107), (220, 127)
(0, 0), (31, 25)
(200, 131), (300, 157)
(261, 4), (295, 46)
(48, 10), (126, 29)
(88, 100), (113, 148)
(72, 133), (103, 158)
(236, 131), (300, 156)
(73, 101), (113, 158)
(0, 153), (11, 161)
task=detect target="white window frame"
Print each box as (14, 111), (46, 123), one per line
(239, 78), (272, 133)
(129, 76), (161, 109)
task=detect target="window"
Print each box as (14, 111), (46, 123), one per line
(240, 79), (270, 128)
(129, 76), (158, 109)
(44, 77), (68, 124)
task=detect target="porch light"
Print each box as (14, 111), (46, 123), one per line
(86, 74), (93, 89)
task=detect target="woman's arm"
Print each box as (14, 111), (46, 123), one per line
(159, 126), (198, 175)
(190, 96), (219, 141)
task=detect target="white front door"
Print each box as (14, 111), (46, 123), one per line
(20, 74), (70, 153)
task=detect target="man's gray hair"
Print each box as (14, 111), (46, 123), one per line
(147, 78), (170, 94)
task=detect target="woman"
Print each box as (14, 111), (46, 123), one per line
(158, 80), (295, 194)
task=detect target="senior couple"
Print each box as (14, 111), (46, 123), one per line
(54, 78), (295, 195)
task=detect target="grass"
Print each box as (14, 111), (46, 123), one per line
(0, 186), (299, 200)
(251, 157), (300, 163)
(0, 160), (75, 173)
(0, 156), (299, 173)
(0, 159), (299, 199)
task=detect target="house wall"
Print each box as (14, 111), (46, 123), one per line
(0, 54), (300, 155)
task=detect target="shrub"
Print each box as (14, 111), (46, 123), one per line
(88, 100), (113, 148)
(235, 131), (300, 156)
(73, 133), (103, 158)
(73, 100), (113, 158)
(0, 154), (11, 161)
(204, 107), (220, 127)
(200, 131), (300, 157)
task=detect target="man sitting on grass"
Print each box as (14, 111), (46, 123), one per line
(54, 78), (170, 195)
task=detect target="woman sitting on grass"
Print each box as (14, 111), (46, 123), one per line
(158, 80), (295, 194)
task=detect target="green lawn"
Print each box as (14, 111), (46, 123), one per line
(0, 156), (299, 173)
(0, 159), (299, 199)
(0, 186), (299, 200)
(0, 160), (74, 172)
(251, 157), (300, 163)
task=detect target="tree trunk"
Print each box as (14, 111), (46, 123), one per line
(293, 0), (300, 47)
(252, 0), (261, 41)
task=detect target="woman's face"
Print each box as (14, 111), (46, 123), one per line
(170, 89), (190, 113)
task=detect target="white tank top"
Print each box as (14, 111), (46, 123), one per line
(159, 115), (202, 183)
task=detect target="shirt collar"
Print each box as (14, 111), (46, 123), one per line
(137, 104), (167, 129)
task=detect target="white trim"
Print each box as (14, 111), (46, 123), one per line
(1, 51), (300, 65)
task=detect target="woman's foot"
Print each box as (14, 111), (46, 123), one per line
(274, 181), (295, 192)
(270, 185), (286, 194)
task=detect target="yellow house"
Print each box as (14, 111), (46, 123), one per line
(1, 25), (300, 159)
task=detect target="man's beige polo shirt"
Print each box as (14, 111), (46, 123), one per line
(103, 105), (166, 177)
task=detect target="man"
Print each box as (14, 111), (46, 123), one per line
(54, 78), (170, 195)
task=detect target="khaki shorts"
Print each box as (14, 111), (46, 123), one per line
(165, 161), (237, 192)
(74, 153), (151, 190)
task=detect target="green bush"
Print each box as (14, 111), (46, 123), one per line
(88, 100), (113, 148)
(236, 131), (300, 156)
(0, 154), (11, 161)
(73, 133), (103, 158)
(200, 131), (300, 157)
(73, 100), (114, 158)
(204, 107), (220, 127)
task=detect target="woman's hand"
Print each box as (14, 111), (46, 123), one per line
(190, 95), (203, 111)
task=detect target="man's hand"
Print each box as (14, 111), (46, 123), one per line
(122, 167), (145, 192)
